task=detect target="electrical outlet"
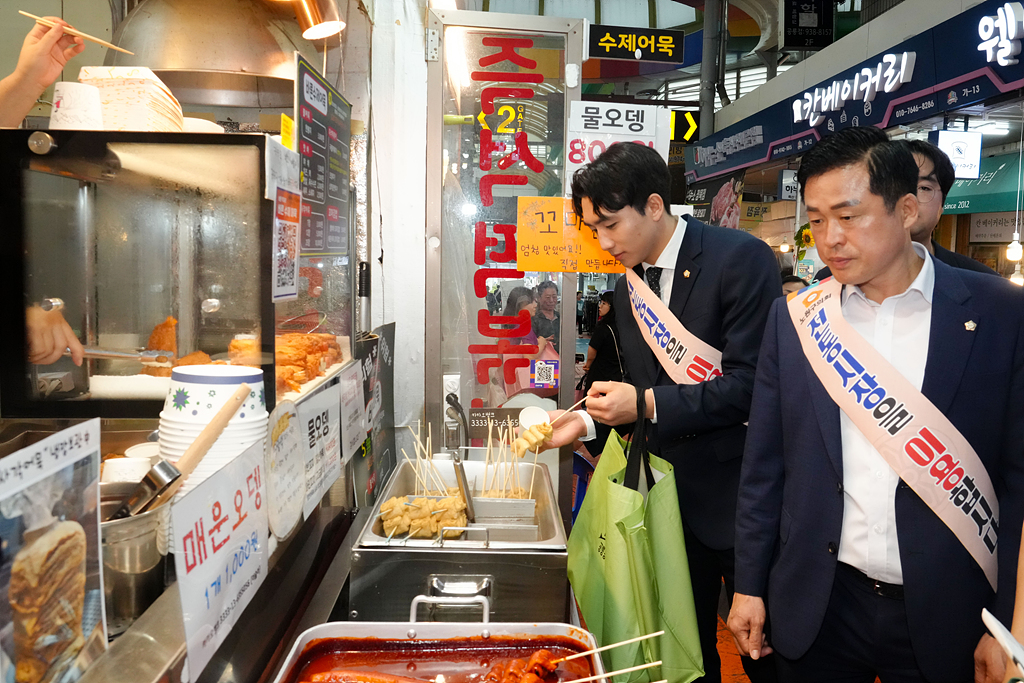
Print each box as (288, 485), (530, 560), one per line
(443, 373), (461, 424)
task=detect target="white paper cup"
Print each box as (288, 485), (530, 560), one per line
(49, 82), (103, 130)
(101, 457), (153, 483)
(125, 442), (161, 464)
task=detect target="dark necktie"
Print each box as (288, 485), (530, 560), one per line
(646, 266), (663, 299)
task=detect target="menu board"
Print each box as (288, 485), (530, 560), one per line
(294, 54), (351, 256)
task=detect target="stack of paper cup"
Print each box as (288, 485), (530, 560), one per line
(158, 365), (268, 493)
(49, 82), (104, 130)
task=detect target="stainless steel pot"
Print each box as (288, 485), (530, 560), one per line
(349, 461), (568, 623)
(100, 481), (170, 635)
(271, 608), (603, 683)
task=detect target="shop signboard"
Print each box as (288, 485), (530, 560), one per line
(778, 169), (798, 200)
(173, 441), (268, 681)
(778, 0), (835, 51)
(970, 211), (1019, 242)
(295, 54), (351, 256)
(930, 130), (983, 179)
(352, 323), (396, 508)
(565, 100), (671, 194)
(516, 196), (622, 273)
(944, 152), (1023, 214)
(587, 23), (686, 63)
(686, 170), (746, 229)
(685, 0), (1024, 184)
(0, 421), (104, 683)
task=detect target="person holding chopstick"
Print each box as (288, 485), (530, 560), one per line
(0, 16), (84, 127)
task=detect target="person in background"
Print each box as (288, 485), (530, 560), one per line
(501, 286), (554, 398)
(2, 19), (86, 365)
(576, 291), (585, 334)
(815, 139), (996, 280)
(729, 126), (1024, 683)
(532, 281), (560, 352)
(1, 17), (84, 127)
(547, 141), (781, 683)
(781, 275), (808, 297)
(581, 291), (628, 452)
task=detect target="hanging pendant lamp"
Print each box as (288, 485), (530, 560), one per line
(293, 0), (345, 39)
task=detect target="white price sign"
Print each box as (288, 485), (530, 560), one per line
(564, 101), (671, 195)
(172, 442), (268, 680)
(298, 383), (342, 517)
(266, 400), (305, 537)
(338, 361), (366, 464)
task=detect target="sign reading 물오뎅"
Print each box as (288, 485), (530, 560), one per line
(565, 100), (671, 194)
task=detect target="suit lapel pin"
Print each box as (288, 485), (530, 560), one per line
(683, 270), (691, 278)
(965, 320), (977, 331)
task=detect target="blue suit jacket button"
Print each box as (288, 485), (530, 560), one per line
(828, 542), (837, 554)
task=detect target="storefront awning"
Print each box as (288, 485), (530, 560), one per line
(943, 154), (1024, 215)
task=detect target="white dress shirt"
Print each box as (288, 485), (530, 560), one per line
(578, 217), (686, 438)
(642, 216), (686, 308)
(837, 242), (934, 584)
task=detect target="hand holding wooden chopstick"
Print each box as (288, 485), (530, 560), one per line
(19, 11), (134, 55)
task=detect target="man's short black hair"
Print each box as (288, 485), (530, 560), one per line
(905, 139), (955, 200)
(571, 142), (671, 220)
(537, 281), (558, 296)
(797, 126), (918, 212)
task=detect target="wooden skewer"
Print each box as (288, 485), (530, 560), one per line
(402, 448), (429, 495)
(568, 660), (662, 683)
(549, 396), (589, 427)
(19, 11), (135, 55)
(555, 630), (666, 664)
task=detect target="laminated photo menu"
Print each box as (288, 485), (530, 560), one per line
(0, 420), (104, 683)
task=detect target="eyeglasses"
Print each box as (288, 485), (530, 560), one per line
(918, 185), (940, 204)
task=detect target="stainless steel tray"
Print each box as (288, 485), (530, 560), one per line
(270, 617), (603, 683)
(358, 460), (566, 550)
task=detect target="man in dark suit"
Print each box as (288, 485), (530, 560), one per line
(729, 127), (1024, 683)
(815, 139), (997, 281)
(548, 142), (781, 683)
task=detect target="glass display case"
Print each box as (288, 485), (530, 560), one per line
(0, 130), (355, 418)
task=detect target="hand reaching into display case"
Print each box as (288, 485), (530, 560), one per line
(0, 17), (84, 127)
(26, 305), (84, 365)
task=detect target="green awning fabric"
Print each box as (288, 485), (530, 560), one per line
(943, 153), (1024, 215)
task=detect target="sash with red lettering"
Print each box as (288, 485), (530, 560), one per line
(788, 278), (998, 589)
(625, 268), (723, 385)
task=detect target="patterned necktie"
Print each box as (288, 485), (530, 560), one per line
(646, 266), (663, 300)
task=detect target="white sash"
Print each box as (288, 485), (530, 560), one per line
(788, 278), (998, 590)
(625, 268), (723, 385)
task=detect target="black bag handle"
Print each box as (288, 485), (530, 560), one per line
(623, 386), (655, 492)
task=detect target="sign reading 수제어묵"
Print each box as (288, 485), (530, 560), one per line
(587, 24), (685, 63)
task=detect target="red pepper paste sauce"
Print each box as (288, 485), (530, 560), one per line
(284, 636), (593, 683)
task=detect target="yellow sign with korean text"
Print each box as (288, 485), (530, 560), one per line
(516, 197), (625, 273)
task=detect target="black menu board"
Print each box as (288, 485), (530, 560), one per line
(294, 54), (351, 255)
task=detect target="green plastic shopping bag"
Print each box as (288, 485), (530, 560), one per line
(567, 391), (703, 683)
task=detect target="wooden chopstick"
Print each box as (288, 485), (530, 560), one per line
(549, 395), (589, 427)
(568, 660), (662, 683)
(554, 630), (666, 664)
(19, 11), (135, 55)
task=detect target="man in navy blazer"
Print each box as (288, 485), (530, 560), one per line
(549, 142), (781, 683)
(729, 127), (1024, 683)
